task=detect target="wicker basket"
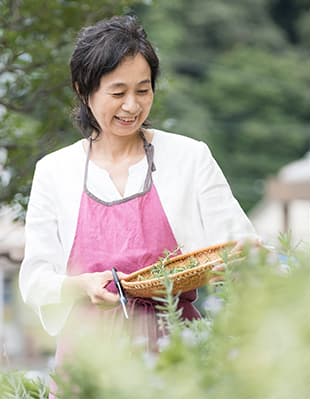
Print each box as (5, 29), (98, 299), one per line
(121, 241), (239, 298)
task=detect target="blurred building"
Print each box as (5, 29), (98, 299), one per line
(0, 205), (26, 364)
(249, 153), (310, 247)
(0, 205), (55, 369)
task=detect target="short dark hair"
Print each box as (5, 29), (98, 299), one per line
(70, 15), (160, 138)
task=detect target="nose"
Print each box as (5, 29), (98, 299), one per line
(121, 94), (139, 114)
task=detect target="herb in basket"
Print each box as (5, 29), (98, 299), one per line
(137, 247), (200, 281)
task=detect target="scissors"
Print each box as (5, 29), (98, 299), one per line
(111, 267), (129, 319)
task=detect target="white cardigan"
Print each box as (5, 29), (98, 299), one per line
(19, 129), (257, 335)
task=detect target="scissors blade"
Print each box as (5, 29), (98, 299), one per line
(112, 267), (129, 319)
(121, 299), (129, 319)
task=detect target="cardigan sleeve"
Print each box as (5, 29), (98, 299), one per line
(19, 158), (74, 336)
(195, 141), (258, 244)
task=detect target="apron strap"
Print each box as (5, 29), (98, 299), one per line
(83, 138), (93, 191)
(140, 130), (156, 192)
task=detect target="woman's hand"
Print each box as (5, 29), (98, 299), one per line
(62, 270), (128, 308)
(230, 237), (262, 253)
(211, 238), (262, 273)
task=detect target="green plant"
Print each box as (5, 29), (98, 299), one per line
(0, 371), (49, 399)
(137, 246), (182, 281)
(46, 237), (310, 398)
(154, 273), (185, 336)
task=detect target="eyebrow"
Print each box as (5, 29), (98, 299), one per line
(107, 79), (151, 90)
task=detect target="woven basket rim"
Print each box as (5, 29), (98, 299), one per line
(121, 240), (237, 289)
(121, 258), (224, 289)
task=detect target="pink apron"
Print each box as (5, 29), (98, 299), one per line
(51, 134), (200, 395)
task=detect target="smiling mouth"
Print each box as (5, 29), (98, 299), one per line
(115, 116), (138, 123)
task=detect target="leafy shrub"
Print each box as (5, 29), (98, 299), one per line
(0, 371), (48, 399)
(51, 237), (309, 398)
(1, 235), (309, 398)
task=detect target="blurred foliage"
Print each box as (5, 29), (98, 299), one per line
(134, 0), (309, 211)
(0, 370), (48, 398)
(0, 0), (309, 213)
(47, 238), (309, 398)
(0, 0), (143, 210)
(0, 239), (309, 398)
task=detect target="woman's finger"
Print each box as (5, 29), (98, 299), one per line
(101, 270), (115, 281)
(91, 290), (120, 305)
(101, 270), (128, 281)
(230, 238), (262, 254)
(100, 289), (120, 303)
(212, 263), (226, 272)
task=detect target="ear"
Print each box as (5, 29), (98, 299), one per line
(74, 82), (89, 106)
(74, 81), (80, 94)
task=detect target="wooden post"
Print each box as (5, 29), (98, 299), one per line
(265, 178), (309, 233)
(0, 268), (4, 362)
(283, 202), (289, 232)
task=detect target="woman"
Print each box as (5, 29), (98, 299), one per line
(19, 15), (257, 354)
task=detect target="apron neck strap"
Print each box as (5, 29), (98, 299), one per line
(140, 130), (156, 192)
(83, 138), (93, 191)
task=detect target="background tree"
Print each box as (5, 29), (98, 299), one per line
(134, 0), (309, 211)
(0, 0), (142, 214)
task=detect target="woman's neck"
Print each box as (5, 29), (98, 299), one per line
(90, 131), (144, 164)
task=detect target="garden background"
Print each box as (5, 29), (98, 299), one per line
(0, 0), (310, 398)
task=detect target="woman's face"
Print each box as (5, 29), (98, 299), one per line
(88, 53), (154, 139)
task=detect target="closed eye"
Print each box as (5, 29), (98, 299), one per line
(111, 92), (125, 97)
(137, 89), (150, 94)
(110, 89), (150, 97)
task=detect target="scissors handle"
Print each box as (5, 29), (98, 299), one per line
(111, 268), (127, 301)
(111, 267), (128, 319)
